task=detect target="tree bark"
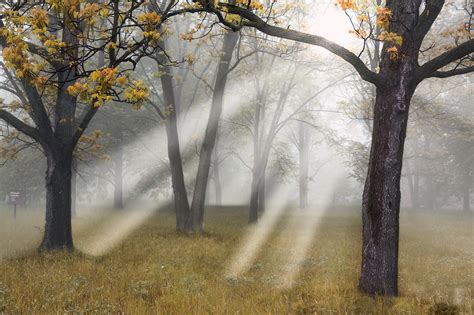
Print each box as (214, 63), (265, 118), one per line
(113, 144), (124, 209)
(40, 149), (74, 251)
(190, 31), (238, 232)
(359, 74), (416, 296)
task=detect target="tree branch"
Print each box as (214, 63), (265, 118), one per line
(219, 4), (380, 85)
(416, 39), (474, 81)
(0, 109), (42, 143)
(71, 106), (98, 148)
(428, 66), (474, 78)
(413, 0), (445, 50)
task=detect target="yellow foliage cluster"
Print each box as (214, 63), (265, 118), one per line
(386, 46), (398, 61)
(335, 1), (404, 62)
(337, 0), (356, 11)
(67, 68), (134, 108)
(376, 7), (391, 29)
(378, 31), (403, 46)
(124, 80), (149, 110)
(138, 12), (162, 41)
(231, 0), (265, 12)
(78, 129), (104, 154)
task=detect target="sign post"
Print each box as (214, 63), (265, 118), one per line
(8, 191), (21, 219)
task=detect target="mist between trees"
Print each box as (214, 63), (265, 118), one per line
(0, 0), (472, 300)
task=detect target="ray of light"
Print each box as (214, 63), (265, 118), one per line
(73, 81), (255, 256)
(226, 184), (293, 278)
(275, 175), (342, 289)
(76, 200), (163, 256)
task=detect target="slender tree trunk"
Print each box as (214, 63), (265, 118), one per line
(426, 175), (436, 211)
(413, 174), (419, 210)
(212, 145), (222, 205)
(190, 31), (239, 232)
(258, 175), (265, 213)
(299, 121), (310, 209)
(40, 149), (74, 251)
(463, 171), (471, 212)
(113, 144), (124, 209)
(359, 74), (416, 296)
(154, 37), (193, 232)
(249, 168), (260, 223)
(406, 174), (414, 210)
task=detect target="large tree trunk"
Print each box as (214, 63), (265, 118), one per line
(299, 121), (310, 209)
(190, 31), (238, 232)
(40, 149), (74, 251)
(359, 75), (416, 296)
(113, 144), (124, 209)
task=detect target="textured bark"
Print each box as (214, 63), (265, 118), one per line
(360, 86), (413, 295)
(113, 144), (124, 210)
(358, 0), (436, 296)
(190, 31), (238, 232)
(40, 149), (74, 251)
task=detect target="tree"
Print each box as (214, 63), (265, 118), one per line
(141, 9), (242, 232)
(182, 0), (474, 295)
(0, 1), (178, 250)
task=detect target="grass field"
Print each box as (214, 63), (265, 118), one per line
(0, 205), (472, 314)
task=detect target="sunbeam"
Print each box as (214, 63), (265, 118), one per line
(226, 184), (293, 278)
(275, 175), (343, 289)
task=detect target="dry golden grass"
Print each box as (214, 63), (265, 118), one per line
(0, 205), (472, 314)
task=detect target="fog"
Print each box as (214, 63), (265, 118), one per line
(0, 0), (472, 311)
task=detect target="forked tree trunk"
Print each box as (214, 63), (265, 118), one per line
(113, 145), (124, 209)
(191, 31), (238, 232)
(359, 77), (415, 296)
(161, 66), (193, 233)
(40, 149), (74, 251)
